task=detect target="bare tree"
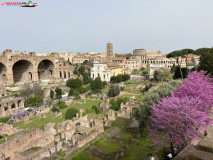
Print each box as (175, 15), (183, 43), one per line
(21, 83), (32, 99)
(33, 83), (43, 97)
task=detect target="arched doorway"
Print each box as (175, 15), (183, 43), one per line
(12, 60), (33, 84)
(37, 60), (54, 80)
(64, 71), (66, 78)
(59, 71), (62, 78)
(0, 63), (7, 82)
(68, 72), (70, 78)
(28, 72), (32, 81)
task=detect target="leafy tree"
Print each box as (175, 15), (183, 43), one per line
(194, 48), (211, 56)
(110, 97), (128, 111)
(83, 60), (88, 65)
(198, 48), (213, 76)
(102, 81), (107, 87)
(55, 87), (62, 100)
(82, 72), (92, 84)
(143, 83), (153, 92)
(122, 74), (130, 81)
(65, 108), (78, 120)
(66, 78), (82, 89)
(50, 89), (54, 100)
(91, 77), (103, 91)
(68, 88), (74, 96)
(134, 80), (182, 131)
(24, 95), (43, 107)
(174, 67), (188, 79)
(58, 103), (68, 109)
(154, 69), (172, 81)
(110, 76), (117, 83)
(170, 64), (177, 73)
(117, 75), (123, 82)
(110, 74), (130, 83)
(78, 65), (85, 75)
(108, 85), (120, 97)
(167, 49), (194, 58)
(51, 107), (60, 113)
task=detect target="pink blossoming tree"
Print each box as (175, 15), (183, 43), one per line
(149, 71), (213, 154)
(173, 71), (213, 114)
(149, 96), (210, 147)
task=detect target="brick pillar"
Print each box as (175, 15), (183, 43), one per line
(0, 106), (4, 117)
(33, 71), (39, 82)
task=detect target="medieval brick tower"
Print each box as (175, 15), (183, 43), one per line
(107, 43), (113, 63)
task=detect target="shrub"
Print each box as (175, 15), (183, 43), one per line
(51, 107), (60, 113)
(103, 81), (107, 87)
(24, 95), (43, 108)
(56, 151), (65, 157)
(27, 109), (33, 112)
(58, 103), (68, 109)
(76, 86), (90, 94)
(174, 67), (188, 79)
(154, 69), (173, 81)
(65, 108), (78, 120)
(66, 78), (82, 89)
(110, 74), (130, 83)
(91, 77), (103, 91)
(92, 105), (100, 114)
(0, 117), (11, 123)
(144, 83), (153, 92)
(55, 87), (62, 100)
(135, 80), (182, 131)
(110, 97), (128, 111)
(108, 85), (120, 97)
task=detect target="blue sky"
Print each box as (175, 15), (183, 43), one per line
(0, 0), (213, 54)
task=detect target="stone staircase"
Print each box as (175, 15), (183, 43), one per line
(185, 123), (213, 160)
(185, 139), (213, 160)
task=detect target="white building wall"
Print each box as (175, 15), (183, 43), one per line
(91, 62), (111, 82)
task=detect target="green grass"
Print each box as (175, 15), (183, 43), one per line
(57, 151), (65, 157)
(93, 138), (122, 153)
(13, 99), (101, 130)
(69, 99), (101, 111)
(67, 117), (168, 160)
(13, 113), (64, 129)
(70, 150), (94, 160)
(123, 85), (143, 94)
(111, 117), (129, 128)
(102, 86), (109, 93)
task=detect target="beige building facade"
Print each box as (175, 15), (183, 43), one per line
(0, 50), (74, 85)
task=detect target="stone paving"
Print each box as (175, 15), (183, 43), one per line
(174, 112), (213, 160)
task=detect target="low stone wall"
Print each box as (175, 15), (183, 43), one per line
(0, 129), (44, 160)
(78, 129), (103, 148)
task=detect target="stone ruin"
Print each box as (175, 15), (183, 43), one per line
(117, 101), (140, 119)
(0, 124), (18, 136)
(108, 109), (116, 121)
(99, 98), (110, 111)
(0, 111), (104, 160)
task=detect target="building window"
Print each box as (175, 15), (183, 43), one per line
(93, 74), (94, 78)
(98, 73), (100, 77)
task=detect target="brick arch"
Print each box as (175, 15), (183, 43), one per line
(12, 60), (34, 84)
(11, 57), (34, 67)
(0, 62), (8, 82)
(37, 59), (55, 80)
